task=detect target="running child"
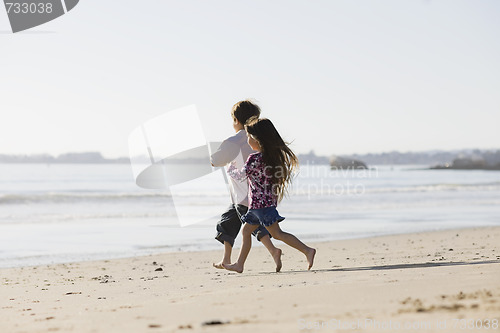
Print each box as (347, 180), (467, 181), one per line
(210, 101), (282, 272)
(223, 118), (316, 273)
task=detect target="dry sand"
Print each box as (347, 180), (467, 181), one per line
(1, 226), (499, 333)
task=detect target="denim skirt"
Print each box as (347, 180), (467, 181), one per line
(241, 206), (285, 227)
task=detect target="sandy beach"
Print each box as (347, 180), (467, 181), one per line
(1, 226), (499, 333)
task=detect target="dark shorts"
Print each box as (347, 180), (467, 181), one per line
(241, 206), (285, 227)
(215, 204), (270, 247)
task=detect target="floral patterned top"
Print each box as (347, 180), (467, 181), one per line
(227, 152), (277, 209)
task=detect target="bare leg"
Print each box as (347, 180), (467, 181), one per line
(260, 235), (282, 272)
(223, 223), (259, 273)
(213, 241), (232, 269)
(266, 223), (316, 270)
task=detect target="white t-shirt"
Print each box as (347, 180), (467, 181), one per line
(210, 130), (254, 206)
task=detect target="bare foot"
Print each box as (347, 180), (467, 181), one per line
(212, 261), (228, 269)
(222, 262), (243, 273)
(273, 248), (282, 272)
(306, 248), (316, 270)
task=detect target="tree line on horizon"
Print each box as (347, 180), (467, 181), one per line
(1, 149), (499, 167)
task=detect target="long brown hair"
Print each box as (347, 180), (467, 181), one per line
(245, 118), (299, 202)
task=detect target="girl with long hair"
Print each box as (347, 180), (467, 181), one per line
(223, 118), (316, 273)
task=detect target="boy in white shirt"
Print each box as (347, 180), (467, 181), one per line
(211, 100), (282, 272)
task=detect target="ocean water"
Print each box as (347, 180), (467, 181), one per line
(0, 163), (499, 268)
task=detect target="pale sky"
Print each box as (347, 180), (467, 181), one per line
(1, 0), (499, 158)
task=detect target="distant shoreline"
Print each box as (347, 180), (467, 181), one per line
(1, 148), (499, 166)
(430, 165), (500, 171)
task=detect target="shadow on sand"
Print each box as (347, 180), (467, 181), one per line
(253, 259), (500, 275)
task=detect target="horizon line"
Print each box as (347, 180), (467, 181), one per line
(1, 147), (500, 160)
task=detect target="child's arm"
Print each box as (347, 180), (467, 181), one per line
(227, 162), (247, 181)
(210, 140), (240, 167)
